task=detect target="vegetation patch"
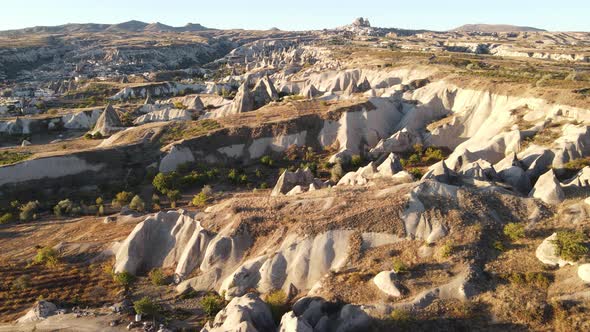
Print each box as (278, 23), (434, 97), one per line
(551, 231), (588, 262)
(0, 151), (31, 166)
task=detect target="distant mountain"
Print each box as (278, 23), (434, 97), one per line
(452, 24), (546, 33)
(0, 21), (212, 35)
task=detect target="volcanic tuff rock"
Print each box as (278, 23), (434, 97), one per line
(16, 301), (58, 323)
(529, 169), (565, 204)
(535, 233), (575, 267)
(90, 104), (123, 136)
(201, 293), (275, 332)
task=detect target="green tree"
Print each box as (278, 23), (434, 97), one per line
(167, 190), (181, 208)
(134, 297), (160, 323)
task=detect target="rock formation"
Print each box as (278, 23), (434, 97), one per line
(201, 293), (275, 332)
(529, 169), (565, 204)
(271, 168), (325, 196)
(90, 104), (123, 136)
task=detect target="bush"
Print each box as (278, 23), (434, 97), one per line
(409, 168), (423, 179)
(227, 169), (239, 184)
(129, 195), (145, 212)
(390, 309), (412, 326)
(330, 162), (344, 183)
(0, 212), (14, 224)
(113, 191), (133, 207)
(265, 290), (288, 324)
(392, 258), (408, 273)
(504, 223), (525, 241)
(19, 201), (40, 221)
(148, 268), (167, 286)
(551, 231), (588, 262)
(440, 241), (455, 258)
(33, 247), (59, 268)
(167, 190), (181, 208)
(200, 293), (225, 317)
(113, 271), (136, 290)
(260, 155), (274, 166)
(53, 199), (81, 217)
(350, 155), (363, 168)
(11, 275), (31, 290)
(424, 147), (444, 163)
(191, 192), (209, 208)
(134, 297), (160, 317)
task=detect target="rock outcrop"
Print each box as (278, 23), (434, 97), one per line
(271, 168), (325, 196)
(529, 169), (565, 205)
(373, 271), (402, 297)
(17, 301), (58, 323)
(535, 233), (574, 267)
(578, 264), (590, 283)
(133, 108), (192, 124)
(201, 293), (275, 332)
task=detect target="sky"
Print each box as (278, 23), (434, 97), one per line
(0, 0), (589, 32)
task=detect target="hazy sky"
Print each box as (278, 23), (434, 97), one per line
(0, 0), (589, 32)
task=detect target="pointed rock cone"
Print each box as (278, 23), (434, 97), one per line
(301, 84), (321, 99)
(92, 104), (123, 136)
(144, 92), (154, 105)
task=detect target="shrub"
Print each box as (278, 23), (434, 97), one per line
(260, 155), (274, 166)
(239, 174), (248, 184)
(408, 154), (421, 165)
(504, 223), (525, 241)
(350, 155), (363, 168)
(259, 182), (269, 189)
(11, 275), (31, 290)
(192, 191), (210, 208)
(200, 293), (225, 317)
(265, 290), (288, 323)
(129, 195), (145, 212)
(392, 258), (408, 273)
(53, 199), (81, 217)
(493, 240), (506, 252)
(95, 197), (104, 206)
(440, 241), (455, 258)
(0, 212), (14, 224)
(167, 190), (181, 208)
(330, 162), (344, 183)
(33, 247), (59, 268)
(152, 193), (160, 205)
(551, 231), (588, 262)
(227, 169), (239, 184)
(424, 147), (444, 163)
(409, 168), (423, 179)
(148, 268), (167, 286)
(113, 191), (133, 207)
(390, 309), (412, 326)
(173, 101), (187, 109)
(134, 297), (160, 317)
(98, 205), (105, 216)
(19, 201), (40, 221)
(113, 271), (136, 290)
